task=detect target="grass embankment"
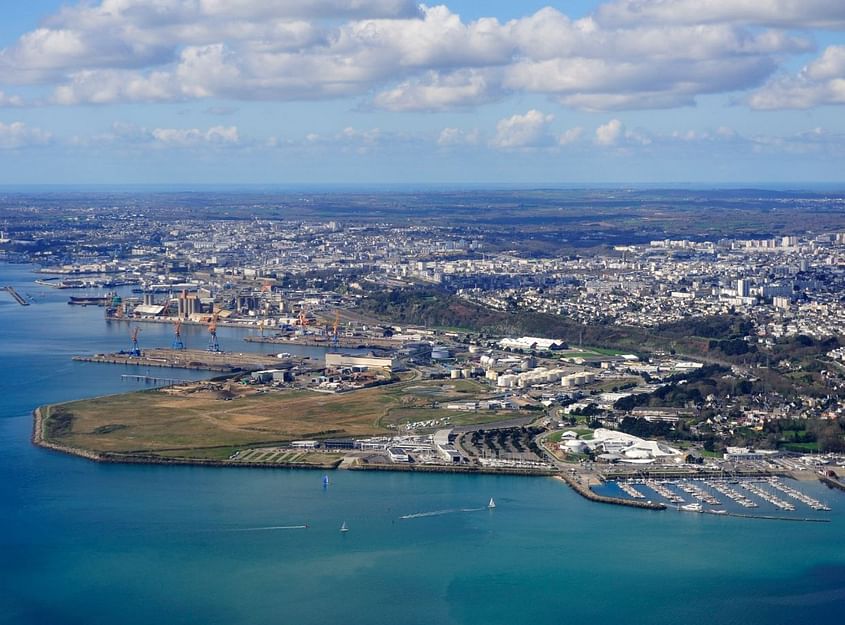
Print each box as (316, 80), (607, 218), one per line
(39, 378), (500, 459)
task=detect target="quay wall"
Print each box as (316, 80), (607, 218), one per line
(71, 354), (238, 372)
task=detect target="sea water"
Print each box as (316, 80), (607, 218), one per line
(1, 263), (843, 625)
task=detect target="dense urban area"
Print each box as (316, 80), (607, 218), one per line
(4, 188), (845, 513)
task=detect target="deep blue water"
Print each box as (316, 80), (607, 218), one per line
(1, 263), (844, 625)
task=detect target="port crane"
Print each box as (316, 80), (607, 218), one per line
(207, 310), (221, 353)
(172, 319), (185, 350)
(129, 327), (142, 357)
(298, 304), (309, 328)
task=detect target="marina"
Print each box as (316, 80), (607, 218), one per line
(741, 481), (796, 511)
(767, 477), (831, 511)
(707, 480), (758, 508)
(618, 481), (646, 499)
(607, 477), (833, 518)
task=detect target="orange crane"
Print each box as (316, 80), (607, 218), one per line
(129, 327), (141, 357)
(207, 310), (221, 352)
(172, 319), (185, 350)
(298, 304), (309, 328)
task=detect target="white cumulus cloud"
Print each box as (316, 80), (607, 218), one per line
(595, 119), (624, 146)
(151, 125), (239, 146)
(749, 46), (845, 109)
(0, 91), (24, 107)
(492, 109), (554, 149)
(0, 121), (52, 149)
(437, 127), (480, 147)
(558, 127), (584, 145)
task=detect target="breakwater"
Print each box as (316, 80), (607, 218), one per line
(706, 510), (830, 523)
(555, 474), (667, 510)
(819, 474), (845, 492)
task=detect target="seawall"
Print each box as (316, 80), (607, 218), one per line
(819, 474), (845, 492)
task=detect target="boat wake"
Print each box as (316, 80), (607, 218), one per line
(226, 525), (309, 532)
(399, 507), (486, 520)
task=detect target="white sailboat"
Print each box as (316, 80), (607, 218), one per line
(340, 521), (349, 533)
(488, 497), (496, 509)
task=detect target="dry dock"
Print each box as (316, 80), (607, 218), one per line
(73, 348), (303, 373)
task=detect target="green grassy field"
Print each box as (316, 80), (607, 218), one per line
(40, 378), (497, 458)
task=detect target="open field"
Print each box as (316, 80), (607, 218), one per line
(39, 378), (497, 458)
(382, 407), (520, 430)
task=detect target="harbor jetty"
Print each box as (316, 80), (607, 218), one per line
(2, 286), (29, 306)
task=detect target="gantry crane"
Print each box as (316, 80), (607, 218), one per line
(172, 319), (185, 350)
(129, 327), (141, 357)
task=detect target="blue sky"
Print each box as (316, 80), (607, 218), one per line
(0, 0), (844, 184)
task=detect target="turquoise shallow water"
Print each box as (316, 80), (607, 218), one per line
(1, 264), (844, 625)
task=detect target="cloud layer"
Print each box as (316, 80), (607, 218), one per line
(0, 1), (830, 112)
(750, 46), (845, 109)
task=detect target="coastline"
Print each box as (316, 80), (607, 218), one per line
(31, 406), (666, 512)
(32, 408), (559, 476)
(31, 407), (825, 515)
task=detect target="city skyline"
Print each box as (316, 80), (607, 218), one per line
(0, 0), (844, 184)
